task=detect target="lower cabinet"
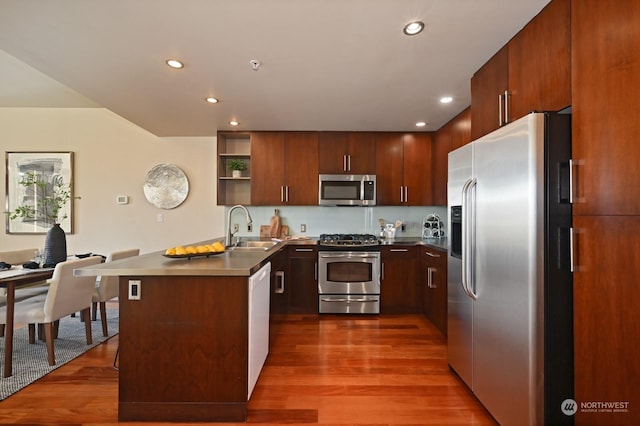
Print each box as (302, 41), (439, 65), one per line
(380, 246), (419, 314)
(419, 246), (447, 336)
(269, 248), (289, 316)
(287, 245), (318, 314)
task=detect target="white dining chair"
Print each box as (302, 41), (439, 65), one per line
(0, 256), (102, 366)
(92, 248), (139, 336)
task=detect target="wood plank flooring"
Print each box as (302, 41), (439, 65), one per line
(0, 314), (497, 425)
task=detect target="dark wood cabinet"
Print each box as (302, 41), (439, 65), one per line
(433, 107), (471, 205)
(287, 245), (318, 314)
(571, 2), (640, 425)
(380, 246), (419, 314)
(572, 216), (640, 425)
(318, 132), (376, 174)
(470, 0), (570, 140)
(418, 247), (447, 336)
(251, 132), (318, 205)
(269, 248), (289, 316)
(375, 133), (433, 206)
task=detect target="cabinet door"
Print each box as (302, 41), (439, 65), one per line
(287, 246), (318, 314)
(450, 107), (472, 151)
(403, 133), (433, 206)
(380, 246), (418, 314)
(284, 132), (318, 205)
(251, 132), (285, 205)
(573, 216), (640, 425)
(318, 132), (348, 174)
(269, 248), (289, 316)
(375, 133), (404, 205)
(572, 0), (640, 215)
(433, 125), (451, 206)
(470, 46), (509, 140)
(346, 132), (376, 174)
(508, 0), (571, 119)
(420, 247), (447, 336)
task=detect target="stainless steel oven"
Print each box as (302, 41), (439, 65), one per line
(317, 234), (381, 314)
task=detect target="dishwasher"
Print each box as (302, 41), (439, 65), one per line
(248, 262), (271, 399)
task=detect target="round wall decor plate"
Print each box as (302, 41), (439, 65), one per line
(143, 164), (189, 209)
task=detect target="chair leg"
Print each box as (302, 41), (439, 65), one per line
(82, 308), (93, 345)
(44, 322), (56, 366)
(92, 301), (98, 321)
(28, 324), (36, 344)
(99, 301), (108, 336)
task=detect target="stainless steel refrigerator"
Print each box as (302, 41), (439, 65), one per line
(447, 112), (574, 425)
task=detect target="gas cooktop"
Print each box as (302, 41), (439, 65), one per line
(318, 233), (380, 247)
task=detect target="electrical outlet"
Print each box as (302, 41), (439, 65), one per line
(247, 223), (253, 232)
(301, 224), (306, 233)
(128, 280), (141, 300)
(401, 224), (406, 232)
(233, 224), (239, 233)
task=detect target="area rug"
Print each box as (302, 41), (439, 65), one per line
(0, 309), (118, 400)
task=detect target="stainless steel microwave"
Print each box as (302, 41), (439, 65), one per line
(319, 174), (376, 206)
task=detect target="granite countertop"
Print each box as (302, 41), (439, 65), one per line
(74, 236), (447, 278)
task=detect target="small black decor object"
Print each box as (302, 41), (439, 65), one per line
(44, 223), (67, 267)
(0, 262), (12, 270)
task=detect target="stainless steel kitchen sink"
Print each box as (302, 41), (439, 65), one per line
(228, 240), (279, 251)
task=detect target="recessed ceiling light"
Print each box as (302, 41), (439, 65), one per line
(416, 121), (427, 127)
(165, 59), (184, 69)
(403, 21), (424, 36)
(229, 121), (239, 126)
(440, 96), (453, 104)
(205, 97), (219, 104)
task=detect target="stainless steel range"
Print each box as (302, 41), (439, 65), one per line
(317, 234), (381, 314)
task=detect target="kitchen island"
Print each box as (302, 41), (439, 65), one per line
(75, 241), (280, 423)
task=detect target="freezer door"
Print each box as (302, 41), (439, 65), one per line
(447, 144), (474, 387)
(471, 114), (544, 425)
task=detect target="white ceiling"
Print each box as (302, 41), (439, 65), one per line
(0, 0), (550, 137)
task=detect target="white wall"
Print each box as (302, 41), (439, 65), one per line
(0, 107), (226, 255)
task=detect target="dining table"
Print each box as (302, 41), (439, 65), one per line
(0, 267), (54, 377)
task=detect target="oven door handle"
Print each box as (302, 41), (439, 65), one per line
(319, 253), (379, 259)
(320, 297), (379, 303)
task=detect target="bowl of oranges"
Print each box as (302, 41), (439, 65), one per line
(163, 241), (226, 259)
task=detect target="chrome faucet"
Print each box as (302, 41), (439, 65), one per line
(226, 204), (253, 247)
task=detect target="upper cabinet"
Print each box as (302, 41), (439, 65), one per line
(572, 0), (640, 216)
(433, 108), (471, 205)
(251, 132), (319, 206)
(471, 0), (571, 140)
(375, 133), (433, 206)
(217, 132), (251, 206)
(318, 132), (376, 174)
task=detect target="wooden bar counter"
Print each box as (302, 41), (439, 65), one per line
(75, 244), (277, 423)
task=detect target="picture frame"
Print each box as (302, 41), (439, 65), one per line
(5, 151), (75, 234)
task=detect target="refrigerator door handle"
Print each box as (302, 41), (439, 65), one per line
(461, 177), (478, 300)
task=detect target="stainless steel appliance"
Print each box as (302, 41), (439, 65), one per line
(318, 234), (381, 314)
(448, 112), (574, 425)
(319, 174), (376, 206)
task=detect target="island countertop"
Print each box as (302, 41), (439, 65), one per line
(74, 238), (287, 277)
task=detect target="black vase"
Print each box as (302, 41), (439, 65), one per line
(44, 223), (67, 267)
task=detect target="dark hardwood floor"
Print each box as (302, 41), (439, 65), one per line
(0, 313), (497, 425)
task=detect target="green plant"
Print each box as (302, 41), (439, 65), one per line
(8, 172), (79, 225)
(227, 159), (247, 171)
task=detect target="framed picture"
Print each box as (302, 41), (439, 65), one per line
(5, 151), (75, 234)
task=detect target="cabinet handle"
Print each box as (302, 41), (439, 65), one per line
(275, 270), (285, 294)
(569, 227), (576, 273)
(425, 251), (440, 258)
(390, 248), (408, 252)
(427, 267), (437, 288)
(503, 90), (511, 124)
(404, 186), (408, 203)
(498, 93), (504, 127)
(295, 248), (314, 252)
(343, 155), (348, 172)
(347, 155), (351, 172)
(280, 186), (285, 203)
